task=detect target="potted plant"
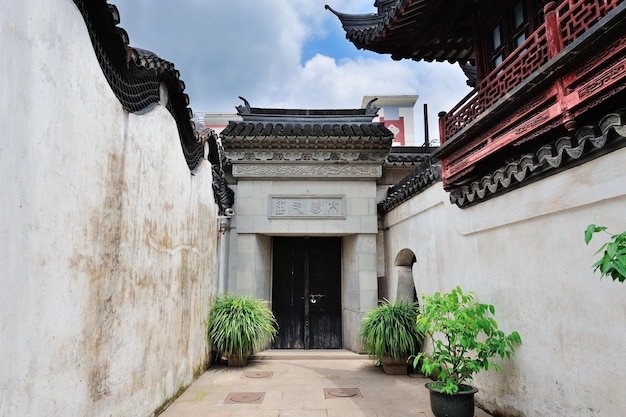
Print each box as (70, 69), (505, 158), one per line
(207, 293), (278, 367)
(413, 287), (522, 417)
(359, 298), (424, 375)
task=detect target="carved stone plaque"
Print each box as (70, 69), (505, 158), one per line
(269, 195), (346, 218)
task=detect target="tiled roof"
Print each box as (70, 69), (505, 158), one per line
(325, 0), (475, 64)
(221, 121), (392, 141)
(449, 111), (626, 208)
(378, 162), (442, 213)
(71, 0), (205, 171)
(385, 147), (435, 167)
(232, 96), (381, 123)
(220, 97), (394, 152)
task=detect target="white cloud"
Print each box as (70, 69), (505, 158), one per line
(250, 54), (469, 141)
(113, 0), (471, 141)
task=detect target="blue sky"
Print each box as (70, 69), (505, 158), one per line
(113, 0), (470, 143)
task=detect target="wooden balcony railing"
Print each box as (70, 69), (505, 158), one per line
(441, 0), (622, 142)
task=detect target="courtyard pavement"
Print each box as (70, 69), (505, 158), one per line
(158, 350), (492, 417)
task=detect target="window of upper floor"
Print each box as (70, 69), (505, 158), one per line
(483, 0), (545, 75)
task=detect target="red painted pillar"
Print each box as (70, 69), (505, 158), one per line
(545, 1), (577, 131)
(543, 2), (563, 59)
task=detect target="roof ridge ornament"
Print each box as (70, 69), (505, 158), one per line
(237, 96), (252, 115)
(365, 98), (380, 116)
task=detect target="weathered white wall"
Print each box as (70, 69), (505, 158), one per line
(342, 234), (379, 351)
(0, 2), (217, 417)
(382, 147), (626, 416)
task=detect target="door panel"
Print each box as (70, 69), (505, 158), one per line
(272, 237), (342, 349)
(308, 237), (342, 349)
(271, 238), (306, 349)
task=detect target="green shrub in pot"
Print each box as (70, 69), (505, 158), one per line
(359, 298), (424, 374)
(207, 293), (278, 366)
(412, 287), (521, 417)
(414, 286), (521, 393)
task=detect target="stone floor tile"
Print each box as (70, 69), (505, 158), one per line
(158, 401), (232, 417)
(279, 410), (328, 417)
(158, 353), (493, 417)
(229, 409), (280, 417)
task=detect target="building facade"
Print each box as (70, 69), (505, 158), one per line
(5, 1), (626, 416)
(362, 94), (419, 146)
(329, 1), (626, 416)
(219, 97), (400, 352)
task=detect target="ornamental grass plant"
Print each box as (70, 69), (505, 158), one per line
(207, 293), (278, 365)
(359, 298), (424, 363)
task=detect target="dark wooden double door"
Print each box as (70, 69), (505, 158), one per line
(272, 237), (342, 349)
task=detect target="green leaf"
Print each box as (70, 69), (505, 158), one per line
(585, 224), (607, 244)
(584, 224), (596, 244)
(613, 261), (626, 282)
(587, 226), (626, 282)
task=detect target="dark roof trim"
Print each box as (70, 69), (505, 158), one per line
(72, 0), (205, 172)
(378, 161), (442, 213)
(220, 121), (394, 144)
(449, 111), (626, 208)
(221, 98), (394, 146)
(324, 5), (383, 30)
(385, 146), (436, 166)
(234, 96), (380, 123)
(326, 0), (475, 64)
(204, 132), (235, 216)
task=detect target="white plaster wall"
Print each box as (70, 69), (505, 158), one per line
(382, 147), (626, 416)
(0, 3), (217, 417)
(342, 234), (379, 352)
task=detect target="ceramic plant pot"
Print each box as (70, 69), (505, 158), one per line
(226, 353), (249, 367)
(425, 382), (478, 417)
(381, 356), (408, 375)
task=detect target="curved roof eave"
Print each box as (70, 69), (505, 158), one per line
(326, 0), (475, 65)
(72, 0), (205, 171)
(324, 5), (383, 30)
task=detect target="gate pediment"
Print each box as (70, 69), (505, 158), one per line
(220, 98), (394, 179)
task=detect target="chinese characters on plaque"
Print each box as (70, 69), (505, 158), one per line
(269, 196), (346, 218)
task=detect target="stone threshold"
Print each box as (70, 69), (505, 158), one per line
(250, 349), (368, 360)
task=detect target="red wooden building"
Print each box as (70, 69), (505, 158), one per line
(328, 0), (626, 207)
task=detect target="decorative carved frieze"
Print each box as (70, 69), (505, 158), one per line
(224, 150), (386, 163)
(312, 152), (332, 161)
(513, 110), (551, 135)
(232, 163), (382, 178)
(577, 59), (626, 100)
(253, 151), (274, 161)
(283, 152), (303, 161)
(339, 152), (360, 161)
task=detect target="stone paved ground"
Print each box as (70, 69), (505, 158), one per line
(158, 350), (492, 417)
